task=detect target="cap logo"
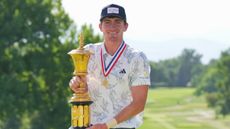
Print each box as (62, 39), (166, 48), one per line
(107, 7), (119, 14)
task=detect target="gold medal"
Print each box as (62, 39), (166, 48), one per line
(102, 78), (109, 88)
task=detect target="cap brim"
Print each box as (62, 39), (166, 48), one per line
(100, 15), (125, 21)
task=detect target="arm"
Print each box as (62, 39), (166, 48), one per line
(114, 85), (149, 123)
(87, 85), (149, 129)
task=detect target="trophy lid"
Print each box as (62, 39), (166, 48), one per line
(68, 49), (91, 55)
(68, 33), (91, 55)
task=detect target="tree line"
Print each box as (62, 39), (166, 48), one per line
(150, 47), (230, 117)
(0, 0), (229, 129)
(150, 48), (204, 87)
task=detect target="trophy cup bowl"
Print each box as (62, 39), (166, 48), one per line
(68, 34), (93, 129)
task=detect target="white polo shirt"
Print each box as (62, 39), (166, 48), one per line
(85, 42), (151, 128)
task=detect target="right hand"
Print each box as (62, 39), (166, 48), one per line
(69, 76), (88, 94)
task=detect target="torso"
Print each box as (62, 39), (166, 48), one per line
(85, 42), (151, 128)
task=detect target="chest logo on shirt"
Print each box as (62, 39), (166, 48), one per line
(119, 69), (126, 74)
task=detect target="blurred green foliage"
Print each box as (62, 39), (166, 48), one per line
(0, 0), (101, 129)
(193, 49), (230, 116)
(150, 48), (204, 87)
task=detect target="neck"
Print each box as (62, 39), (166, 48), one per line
(104, 40), (123, 56)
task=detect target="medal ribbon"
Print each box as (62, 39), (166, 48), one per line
(100, 42), (127, 77)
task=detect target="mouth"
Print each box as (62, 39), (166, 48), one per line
(108, 32), (118, 36)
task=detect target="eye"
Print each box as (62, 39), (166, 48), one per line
(114, 19), (123, 25)
(104, 21), (110, 24)
(103, 19), (111, 24)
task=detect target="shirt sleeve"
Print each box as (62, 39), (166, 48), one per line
(129, 52), (151, 87)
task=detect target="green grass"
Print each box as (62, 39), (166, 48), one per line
(139, 87), (230, 129)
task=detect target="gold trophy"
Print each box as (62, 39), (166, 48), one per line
(68, 33), (93, 129)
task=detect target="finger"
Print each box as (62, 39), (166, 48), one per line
(74, 76), (83, 87)
(74, 87), (86, 94)
(69, 79), (77, 89)
(76, 76), (87, 88)
(72, 87), (79, 93)
(72, 79), (80, 88)
(69, 77), (80, 92)
(73, 76), (82, 85)
(79, 76), (87, 83)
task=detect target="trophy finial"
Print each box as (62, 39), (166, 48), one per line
(79, 33), (84, 49)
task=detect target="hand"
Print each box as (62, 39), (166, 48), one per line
(86, 123), (108, 129)
(69, 76), (88, 94)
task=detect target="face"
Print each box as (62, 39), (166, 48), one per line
(99, 17), (128, 43)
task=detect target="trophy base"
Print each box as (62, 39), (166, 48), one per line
(69, 127), (87, 129)
(69, 124), (92, 129)
(70, 101), (93, 105)
(70, 93), (92, 102)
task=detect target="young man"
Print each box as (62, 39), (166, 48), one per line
(69, 4), (151, 129)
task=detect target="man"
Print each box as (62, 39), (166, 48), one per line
(69, 4), (151, 129)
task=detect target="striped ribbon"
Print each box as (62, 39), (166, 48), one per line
(100, 42), (127, 77)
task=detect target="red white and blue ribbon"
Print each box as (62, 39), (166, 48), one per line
(100, 42), (127, 77)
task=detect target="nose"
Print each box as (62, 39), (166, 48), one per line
(107, 21), (119, 28)
(108, 23), (116, 29)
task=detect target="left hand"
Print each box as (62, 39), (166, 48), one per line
(86, 123), (108, 129)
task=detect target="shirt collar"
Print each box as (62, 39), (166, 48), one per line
(102, 41), (125, 57)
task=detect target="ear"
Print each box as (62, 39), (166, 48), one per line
(99, 23), (102, 31)
(123, 23), (128, 32)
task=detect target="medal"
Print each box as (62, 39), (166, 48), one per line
(102, 78), (109, 88)
(100, 41), (126, 88)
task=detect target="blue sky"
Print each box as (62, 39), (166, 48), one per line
(62, 0), (230, 64)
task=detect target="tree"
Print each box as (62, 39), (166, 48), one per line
(193, 60), (219, 95)
(150, 61), (169, 86)
(176, 49), (203, 86)
(216, 48), (230, 116)
(194, 48), (230, 116)
(0, 0), (102, 129)
(81, 24), (101, 44)
(0, 0), (75, 128)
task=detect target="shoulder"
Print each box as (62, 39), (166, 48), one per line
(125, 44), (149, 63)
(84, 42), (103, 53)
(84, 42), (103, 49)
